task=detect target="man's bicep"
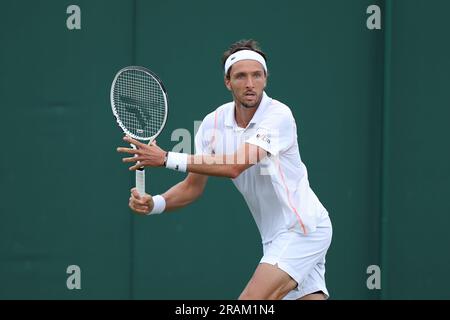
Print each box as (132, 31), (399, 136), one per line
(235, 143), (268, 166)
(247, 143), (268, 163)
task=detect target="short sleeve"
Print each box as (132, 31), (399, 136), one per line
(245, 109), (295, 156)
(194, 121), (206, 155)
(194, 113), (215, 155)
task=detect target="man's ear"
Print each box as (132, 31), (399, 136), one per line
(224, 76), (231, 91)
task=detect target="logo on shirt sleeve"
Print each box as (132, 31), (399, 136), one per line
(256, 128), (271, 145)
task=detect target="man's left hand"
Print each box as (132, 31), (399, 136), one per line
(117, 135), (166, 170)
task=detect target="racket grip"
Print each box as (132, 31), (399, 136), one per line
(136, 169), (145, 196)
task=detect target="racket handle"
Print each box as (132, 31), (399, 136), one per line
(136, 169), (145, 196)
(130, 143), (145, 196)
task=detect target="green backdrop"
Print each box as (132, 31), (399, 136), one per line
(0, 0), (449, 299)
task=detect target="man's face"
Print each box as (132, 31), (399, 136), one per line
(225, 60), (267, 108)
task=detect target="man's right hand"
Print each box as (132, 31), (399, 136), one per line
(129, 188), (154, 215)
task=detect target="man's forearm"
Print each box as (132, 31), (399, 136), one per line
(162, 179), (203, 211)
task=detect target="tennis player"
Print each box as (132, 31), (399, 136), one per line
(117, 39), (332, 300)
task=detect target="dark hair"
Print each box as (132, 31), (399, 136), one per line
(221, 39), (267, 79)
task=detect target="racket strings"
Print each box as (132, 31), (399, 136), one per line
(113, 69), (166, 139)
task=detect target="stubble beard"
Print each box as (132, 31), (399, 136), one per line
(238, 92), (263, 109)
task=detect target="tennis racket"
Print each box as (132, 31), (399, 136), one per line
(110, 66), (168, 196)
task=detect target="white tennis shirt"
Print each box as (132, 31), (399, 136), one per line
(195, 92), (329, 243)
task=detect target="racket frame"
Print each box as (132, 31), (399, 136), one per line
(110, 66), (169, 196)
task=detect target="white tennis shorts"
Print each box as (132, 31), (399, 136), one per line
(260, 215), (332, 300)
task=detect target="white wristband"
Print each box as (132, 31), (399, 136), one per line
(165, 152), (188, 172)
(147, 195), (166, 215)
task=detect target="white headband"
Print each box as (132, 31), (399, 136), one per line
(224, 50), (267, 75)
